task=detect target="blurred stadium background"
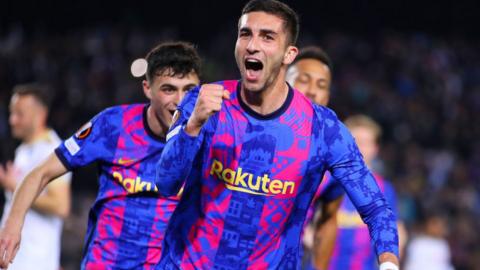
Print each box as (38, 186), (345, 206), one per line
(0, 0), (479, 269)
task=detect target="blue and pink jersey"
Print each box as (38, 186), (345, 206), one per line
(156, 80), (398, 269)
(304, 171), (345, 226)
(55, 104), (179, 269)
(325, 173), (398, 270)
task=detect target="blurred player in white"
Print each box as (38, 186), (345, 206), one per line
(0, 83), (71, 270)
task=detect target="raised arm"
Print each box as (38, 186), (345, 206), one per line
(155, 84), (230, 197)
(0, 153), (68, 269)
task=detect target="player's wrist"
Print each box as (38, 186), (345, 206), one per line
(185, 119), (202, 137)
(379, 261), (399, 270)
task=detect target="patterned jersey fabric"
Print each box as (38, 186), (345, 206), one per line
(56, 104), (179, 269)
(304, 171), (345, 226)
(156, 80), (398, 269)
(326, 173), (398, 270)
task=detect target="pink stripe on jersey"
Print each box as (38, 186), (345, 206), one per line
(89, 105), (148, 268)
(86, 204), (126, 268)
(144, 200), (168, 267)
(116, 106), (141, 149)
(223, 80), (238, 94)
(249, 91), (314, 266)
(181, 186), (232, 268)
(351, 227), (372, 269)
(179, 104), (244, 268)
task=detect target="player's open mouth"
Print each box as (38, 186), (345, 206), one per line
(169, 110), (175, 116)
(245, 58), (263, 81)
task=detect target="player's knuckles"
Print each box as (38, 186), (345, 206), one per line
(201, 84), (224, 91)
(206, 96), (223, 105)
(200, 86), (225, 97)
(207, 102), (223, 113)
(198, 93), (221, 105)
(212, 103), (222, 112)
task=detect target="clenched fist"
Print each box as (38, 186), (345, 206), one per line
(185, 84), (230, 136)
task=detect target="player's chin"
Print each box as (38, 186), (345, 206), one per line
(11, 129), (24, 139)
(241, 74), (261, 91)
(243, 82), (264, 92)
(156, 108), (175, 123)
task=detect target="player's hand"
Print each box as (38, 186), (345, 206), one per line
(0, 224), (21, 269)
(186, 84), (230, 136)
(0, 162), (18, 193)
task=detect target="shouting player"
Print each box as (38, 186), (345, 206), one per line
(155, 1), (400, 269)
(0, 41), (201, 269)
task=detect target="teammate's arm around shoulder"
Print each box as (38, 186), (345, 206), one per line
(156, 84), (230, 197)
(0, 153), (68, 269)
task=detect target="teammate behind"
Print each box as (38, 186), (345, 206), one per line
(0, 41), (201, 269)
(287, 45), (332, 106)
(325, 115), (407, 270)
(287, 46), (343, 270)
(156, 1), (399, 269)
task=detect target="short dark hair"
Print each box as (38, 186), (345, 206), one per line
(145, 41), (201, 82)
(293, 46), (333, 72)
(241, 0), (299, 45)
(12, 83), (52, 108)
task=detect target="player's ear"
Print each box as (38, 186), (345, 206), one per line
(283, 46), (298, 65)
(142, 80), (152, 100)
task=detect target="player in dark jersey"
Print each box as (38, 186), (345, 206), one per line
(155, 1), (400, 269)
(286, 46), (344, 269)
(0, 41), (201, 269)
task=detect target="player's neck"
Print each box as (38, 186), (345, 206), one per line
(24, 126), (48, 144)
(241, 71), (289, 115)
(146, 106), (168, 139)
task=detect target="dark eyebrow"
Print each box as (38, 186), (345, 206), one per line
(160, 84), (178, 90)
(259, 29), (278, 36)
(239, 27), (252, 33)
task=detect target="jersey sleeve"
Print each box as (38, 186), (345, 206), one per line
(155, 86), (205, 197)
(318, 174), (345, 203)
(54, 108), (116, 170)
(320, 107), (399, 258)
(383, 181), (399, 217)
